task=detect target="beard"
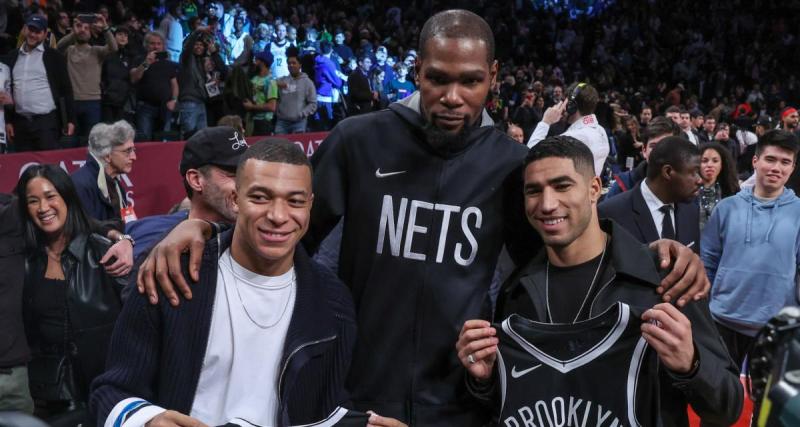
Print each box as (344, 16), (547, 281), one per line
(422, 115), (477, 152)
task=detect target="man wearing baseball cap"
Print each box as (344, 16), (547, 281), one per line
(125, 126), (249, 266)
(247, 50), (278, 135)
(5, 14), (76, 151)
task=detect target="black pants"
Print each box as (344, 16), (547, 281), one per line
(10, 112), (61, 152)
(716, 321), (755, 371)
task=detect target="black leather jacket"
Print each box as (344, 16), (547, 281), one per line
(24, 233), (125, 398)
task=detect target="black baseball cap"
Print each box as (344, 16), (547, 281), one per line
(756, 114), (773, 128)
(180, 126), (249, 175)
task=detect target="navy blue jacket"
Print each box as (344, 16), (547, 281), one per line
(89, 228), (357, 427)
(71, 155), (126, 232)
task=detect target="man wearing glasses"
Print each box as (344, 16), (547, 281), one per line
(71, 120), (138, 233)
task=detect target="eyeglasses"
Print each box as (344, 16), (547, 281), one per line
(113, 147), (137, 156)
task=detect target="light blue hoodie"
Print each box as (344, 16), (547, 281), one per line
(701, 186), (800, 336)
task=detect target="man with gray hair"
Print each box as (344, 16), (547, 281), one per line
(71, 120), (138, 231)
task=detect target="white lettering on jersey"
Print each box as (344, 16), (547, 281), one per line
(376, 195), (481, 265)
(376, 195), (407, 256)
(455, 207), (481, 266)
(503, 397), (621, 427)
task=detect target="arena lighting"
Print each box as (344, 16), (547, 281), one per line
(530, 0), (617, 19)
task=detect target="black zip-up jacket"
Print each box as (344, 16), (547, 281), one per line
(89, 228), (357, 427)
(489, 219), (743, 426)
(307, 92), (540, 425)
(25, 233), (125, 398)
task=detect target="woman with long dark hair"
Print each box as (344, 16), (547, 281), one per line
(16, 165), (125, 425)
(698, 142), (740, 230)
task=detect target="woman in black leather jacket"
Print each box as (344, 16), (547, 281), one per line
(15, 165), (125, 426)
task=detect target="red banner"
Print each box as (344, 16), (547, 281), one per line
(0, 132), (328, 217)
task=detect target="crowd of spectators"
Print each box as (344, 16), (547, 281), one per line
(0, 0), (798, 156)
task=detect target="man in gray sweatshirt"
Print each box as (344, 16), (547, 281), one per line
(275, 47), (316, 134)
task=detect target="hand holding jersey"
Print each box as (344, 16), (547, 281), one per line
(455, 320), (498, 382)
(641, 303), (697, 374)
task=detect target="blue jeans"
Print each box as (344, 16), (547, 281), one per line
(316, 101), (335, 131)
(274, 118), (307, 135)
(75, 100), (102, 139)
(178, 100), (207, 138)
(135, 101), (172, 141)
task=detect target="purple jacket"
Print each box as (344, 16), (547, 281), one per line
(314, 55), (342, 98)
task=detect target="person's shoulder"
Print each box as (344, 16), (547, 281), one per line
(308, 257), (355, 320)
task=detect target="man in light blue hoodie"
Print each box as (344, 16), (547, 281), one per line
(702, 129), (800, 368)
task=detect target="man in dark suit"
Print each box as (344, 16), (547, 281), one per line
(599, 137), (702, 252)
(347, 54), (375, 115)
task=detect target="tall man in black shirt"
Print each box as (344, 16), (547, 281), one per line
(130, 32), (179, 141)
(136, 11), (709, 426)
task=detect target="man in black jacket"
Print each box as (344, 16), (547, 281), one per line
(5, 15), (75, 152)
(347, 54), (375, 115)
(90, 140), (361, 427)
(456, 137), (742, 426)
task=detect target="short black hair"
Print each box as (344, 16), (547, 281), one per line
(646, 136), (700, 180)
(320, 41), (333, 54)
(524, 136), (595, 178)
(418, 9), (495, 65)
(665, 105), (681, 115)
(756, 129), (800, 161)
(236, 138), (311, 186)
(285, 46), (300, 59)
(643, 116), (681, 143)
(15, 164), (92, 251)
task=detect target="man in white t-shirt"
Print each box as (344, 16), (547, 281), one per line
(90, 139), (400, 426)
(527, 82), (610, 176)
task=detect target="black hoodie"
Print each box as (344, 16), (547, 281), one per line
(307, 92), (540, 425)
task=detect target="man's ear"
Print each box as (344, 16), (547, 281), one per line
(661, 164), (673, 181)
(185, 169), (203, 194)
(589, 175), (602, 203)
(230, 189), (240, 215)
(489, 59), (499, 86)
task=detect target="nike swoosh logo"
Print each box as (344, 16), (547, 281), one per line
(510, 364), (542, 378)
(375, 168), (407, 178)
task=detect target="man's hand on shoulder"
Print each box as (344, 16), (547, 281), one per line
(146, 410), (208, 427)
(649, 239), (710, 307)
(641, 303), (697, 375)
(137, 219), (213, 306)
(367, 411), (408, 427)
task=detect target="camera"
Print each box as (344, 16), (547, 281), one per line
(748, 306), (800, 426)
(155, 51), (168, 61)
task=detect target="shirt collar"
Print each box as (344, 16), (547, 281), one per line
(640, 178), (671, 211)
(20, 42), (45, 55)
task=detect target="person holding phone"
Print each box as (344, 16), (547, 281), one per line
(15, 164), (126, 424)
(130, 32), (179, 141)
(56, 13), (117, 144)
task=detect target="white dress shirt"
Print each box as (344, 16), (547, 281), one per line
(13, 43), (56, 115)
(640, 179), (675, 238)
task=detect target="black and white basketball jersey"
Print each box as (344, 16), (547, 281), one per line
(496, 302), (658, 427)
(218, 407), (370, 427)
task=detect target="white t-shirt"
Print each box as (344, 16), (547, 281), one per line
(104, 250), (297, 427)
(190, 249), (296, 426)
